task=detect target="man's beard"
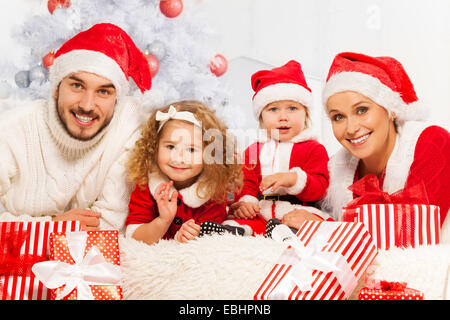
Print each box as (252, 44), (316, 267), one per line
(57, 104), (114, 141)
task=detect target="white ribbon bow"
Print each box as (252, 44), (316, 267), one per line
(272, 224), (357, 296)
(155, 105), (202, 132)
(32, 232), (122, 300)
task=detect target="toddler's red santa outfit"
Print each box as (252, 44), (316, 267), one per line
(225, 60), (332, 236)
(321, 52), (450, 235)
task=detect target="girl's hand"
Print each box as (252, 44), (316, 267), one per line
(176, 219), (201, 243)
(260, 172), (297, 193)
(232, 201), (260, 219)
(282, 209), (322, 229)
(154, 181), (179, 224)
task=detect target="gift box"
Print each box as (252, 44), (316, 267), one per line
(359, 287), (424, 300)
(0, 221), (81, 300)
(254, 221), (378, 300)
(359, 279), (424, 300)
(342, 174), (440, 250)
(343, 204), (440, 250)
(32, 230), (122, 300)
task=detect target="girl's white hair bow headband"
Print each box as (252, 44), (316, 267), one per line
(155, 105), (202, 132)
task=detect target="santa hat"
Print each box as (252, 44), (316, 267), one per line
(49, 23), (151, 100)
(251, 60), (312, 119)
(322, 52), (426, 122)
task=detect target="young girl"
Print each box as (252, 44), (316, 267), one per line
(202, 60), (332, 237)
(124, 101), (242, 244)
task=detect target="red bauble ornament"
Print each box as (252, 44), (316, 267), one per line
(48, 0), (71, 14)
(43, 50), (55, 69)
(159, 0), (183, 18)
(209, 54), (228, 77)
(145, 51), (159, 77)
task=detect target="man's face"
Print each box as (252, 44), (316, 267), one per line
(55, 72), (117, 141)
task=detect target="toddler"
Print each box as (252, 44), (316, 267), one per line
(125, 101), (242, 244)
(202, 60), (332, 237)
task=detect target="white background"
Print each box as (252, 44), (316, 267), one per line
(201, 0), (450, 153)
(1, 0), (449, 154)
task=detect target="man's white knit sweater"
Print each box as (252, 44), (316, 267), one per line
(0, 97), (143, 233)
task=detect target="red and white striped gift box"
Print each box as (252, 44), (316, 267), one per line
(0, 221), (80, 300)
(343, 204), (440, 250)
(254, 221), (378, 300)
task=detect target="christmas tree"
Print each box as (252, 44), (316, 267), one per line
(1, 0), (237, 125)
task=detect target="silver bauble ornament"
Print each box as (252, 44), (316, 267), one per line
(29, 65), (48, 85)
(15, 70), (31, 88)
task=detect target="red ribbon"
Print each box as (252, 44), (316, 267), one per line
(344, 174), (429, 209)
(379, 281), (407, 291)
(343, 174), (431, 248)
(366, 278), (407, 291)
(0, 228), (46, 277)
(0, 224), (47, 299)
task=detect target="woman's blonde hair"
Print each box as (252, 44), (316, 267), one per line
(126, 100), (243, 203)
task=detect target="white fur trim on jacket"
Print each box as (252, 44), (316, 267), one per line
(285, 167), (307, 195)
(238, 195), (259, 204)
(256, 128), (318, 196)
(49, 49), (130, 100)
(252, 82), (312, 119)
(259, 139), (293, 179)
(322, 72), (428, 122)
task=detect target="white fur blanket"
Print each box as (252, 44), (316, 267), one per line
(120, 234), (450, 300)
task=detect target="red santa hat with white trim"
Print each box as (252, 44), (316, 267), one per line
(322, 52), (427, 122)
(251, 60), (312, 119)
(49, 23), (152, 100)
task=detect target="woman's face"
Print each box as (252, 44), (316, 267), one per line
(326, 91), (397, 162)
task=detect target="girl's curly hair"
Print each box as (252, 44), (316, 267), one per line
(126, 100), (243, 203)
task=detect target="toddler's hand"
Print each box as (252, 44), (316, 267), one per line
(154, 181), (179, 224)
(176, 219), (200, 243)
(260, 172), (297, 193)
(232, 201), (260, 219)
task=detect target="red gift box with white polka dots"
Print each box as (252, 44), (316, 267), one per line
(359, 286), (424, 300)
(48, 230), (122, 300)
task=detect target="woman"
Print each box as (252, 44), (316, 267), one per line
(282, 52), (450, 239)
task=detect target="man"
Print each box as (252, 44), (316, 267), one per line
(0, 23), (152, 233)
